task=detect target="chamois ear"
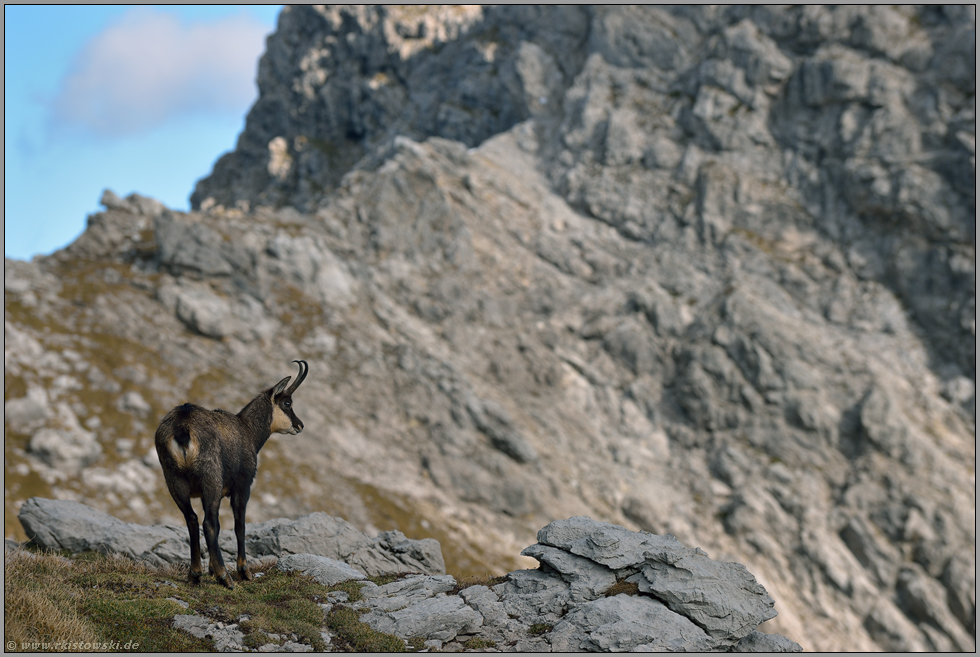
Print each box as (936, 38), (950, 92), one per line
(272, 376), (291, 397)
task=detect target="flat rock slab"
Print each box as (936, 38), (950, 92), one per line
(536, 515), (697, 570)
(550, 594), (715, 652)
(19, 497), (190, 567)
(172, 614), (245, 652)
(521, 543), (617, 602)
(361, 594), (483, 642)
(628, 558), (776, 643)
(276, 553), (366, 586)
(236, 512), (445, 576)
(355, 574), (456, 612)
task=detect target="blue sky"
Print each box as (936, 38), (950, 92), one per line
(4, 5), (283, 261)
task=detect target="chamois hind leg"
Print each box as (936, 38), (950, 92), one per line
(230, 488), (252, 582)
(168, 478), (203, 584)
(201, 492), (233, 589)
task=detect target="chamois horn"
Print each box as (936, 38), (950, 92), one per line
(284, 359), (308, 395)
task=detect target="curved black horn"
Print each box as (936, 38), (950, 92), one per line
(285, 360), (308, 395)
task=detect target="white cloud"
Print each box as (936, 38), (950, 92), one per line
(51, 8), (271, 136)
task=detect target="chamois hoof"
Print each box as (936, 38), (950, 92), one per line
(188, 572), (202, 585)
(238, 568), (253, 582)
(217, 574), (235, 590)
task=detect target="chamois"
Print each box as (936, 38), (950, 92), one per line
(155, 360), (308, 588)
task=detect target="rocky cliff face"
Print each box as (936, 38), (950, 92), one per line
(4, 5), (975, 652)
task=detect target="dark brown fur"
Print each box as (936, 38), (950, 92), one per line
(155, 360), (308, 588)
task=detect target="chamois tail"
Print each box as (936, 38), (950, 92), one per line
(171, 403), (196, 448)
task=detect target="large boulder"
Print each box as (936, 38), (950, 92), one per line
(532, 516), (777, 646)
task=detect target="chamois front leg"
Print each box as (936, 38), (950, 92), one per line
(202, 494), (234, 589)
(231, 489), (252, 582)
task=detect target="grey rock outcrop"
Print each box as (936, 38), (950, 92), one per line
(550, 595), (716, 652)
(19, 507), (800, 652)
(732, 630), (806, 653)
(4, 5), (974, 652)
(17, 497), (444, 576)
(172, 614), (246, 653)
(533, 517), (777, 645)
(360, 588), (484, 644)
(330, 516), (799, 652)
(275, 553), (367, 586)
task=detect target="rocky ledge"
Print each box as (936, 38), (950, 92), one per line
(18, 496), (444, 577)
(16, 498), (799, 652)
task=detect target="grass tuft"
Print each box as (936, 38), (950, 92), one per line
(324, 605), (409, 652)
(462, 636), (497, 649)
(528, 622), (553, 636)
(604, 579), (641, 597)
(367, 571), (416, 587)
(326, 579), (372, 603)
(448, 572), (509, 595)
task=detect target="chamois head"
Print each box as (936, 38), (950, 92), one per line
(269, 359), (308, 435)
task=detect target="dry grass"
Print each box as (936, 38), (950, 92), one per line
(604, 579), (641, 597)
(4, 550), (101, 651)
(462, 636), (497, 649)
(447, 572), (509, 595)
(4, 548), (208, 652)
(324, 605), (410, 652)
(4, 548), (422, 652)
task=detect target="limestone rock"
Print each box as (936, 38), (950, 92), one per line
(18, 498), (444, 576)
(276, 553), (366, 586)
(732, 630), (803, 653)
(355, 574), (457, 612)
(172, 614), (245, 653)
(550, 595), (715, 652)
(340, 516), (798, 652)
(21, 506), (805, 651)
(520, 543), (616, 602)
(19, 498), (123, 555)
(531, 517), (777, 647)
(238, 512), (445, 576)
(361, 594), (482, 643)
